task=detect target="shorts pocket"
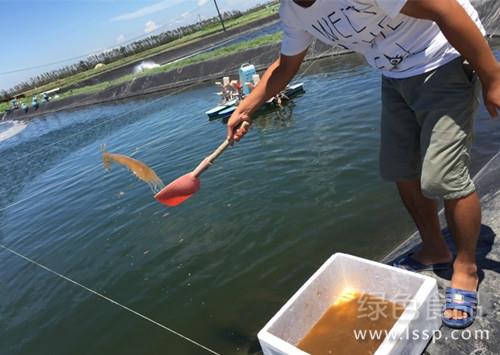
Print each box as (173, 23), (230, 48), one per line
(461, 59), (476, 84)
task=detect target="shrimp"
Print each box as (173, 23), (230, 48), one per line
(101, 144), (164, 193)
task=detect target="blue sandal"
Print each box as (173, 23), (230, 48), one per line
(391, 253), (452, 272)
(442, 287), (478, 329)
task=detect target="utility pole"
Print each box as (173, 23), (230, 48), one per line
(212, 0), (226, 32)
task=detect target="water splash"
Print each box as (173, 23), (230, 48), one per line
(134, 61), (161, 73)
(0, 121), (27, 142)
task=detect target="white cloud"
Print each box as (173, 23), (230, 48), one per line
(181, 11), (191, 18)
(144, 20), (159, 34)
(111, 0), (184, 22)
(116, 34), (126, 44)
(197, 0), (209, 5)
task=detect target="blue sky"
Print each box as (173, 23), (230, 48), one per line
(0, 0), (266, 91)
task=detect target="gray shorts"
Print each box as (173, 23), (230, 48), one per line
(379, 57), (481, 200)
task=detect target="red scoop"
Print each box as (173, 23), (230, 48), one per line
(154, 172), (200, 207)
(155, 122), (249, 207)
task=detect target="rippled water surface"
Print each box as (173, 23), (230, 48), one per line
(1, 48), (500, 355)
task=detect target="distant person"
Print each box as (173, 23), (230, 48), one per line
(21, 102), (28, 113)
(227, 0), (500, 329)
(10, 98), (19, 109)
(32, 96), (39, 110)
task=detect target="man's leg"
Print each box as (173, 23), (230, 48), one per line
(396, 180), (452, 265)
(382, 58), (481, 323)
(443, 192), (481, 319)
(415, 58), (481, 321)
(397, 181), (480, 320)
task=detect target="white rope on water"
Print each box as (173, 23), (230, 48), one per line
(0, 242), (222, 355)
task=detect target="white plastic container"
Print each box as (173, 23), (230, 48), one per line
(258, 253), (441, 355)
(239, 64), (257, 96)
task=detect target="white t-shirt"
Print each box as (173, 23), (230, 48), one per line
(280, 0), (485, 78)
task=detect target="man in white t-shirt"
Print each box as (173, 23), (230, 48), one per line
(227, 0), (500, 328)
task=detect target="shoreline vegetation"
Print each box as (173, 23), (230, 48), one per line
(57, 32), (283, 102)
(1, 2), (280, 115)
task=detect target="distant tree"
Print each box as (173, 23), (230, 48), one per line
(78, 60), (89, 71)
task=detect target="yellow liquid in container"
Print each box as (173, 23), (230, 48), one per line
(297, 291), (405, 355)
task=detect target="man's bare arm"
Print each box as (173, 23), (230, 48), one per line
(401, 0), (500, 117)
(227, 49), (308, 140)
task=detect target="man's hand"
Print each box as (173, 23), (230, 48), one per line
(227, 111), (252, 142)
(225, 50), (308, 142)
(483, 65), (500, 118)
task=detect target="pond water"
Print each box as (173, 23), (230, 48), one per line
(1, 47), (499, 355)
